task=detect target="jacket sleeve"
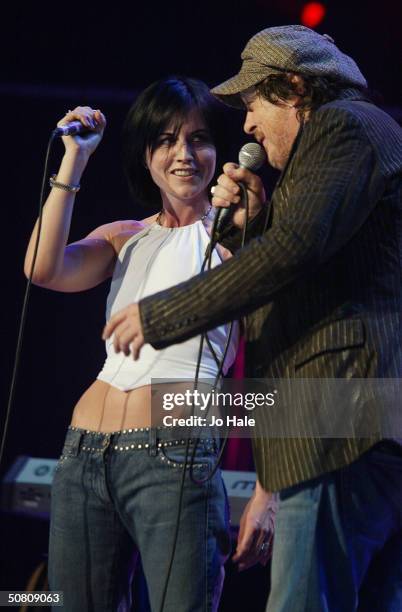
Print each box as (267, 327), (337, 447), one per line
(140, 105), (387, 349)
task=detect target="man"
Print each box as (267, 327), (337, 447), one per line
(104, 26), (402, 610)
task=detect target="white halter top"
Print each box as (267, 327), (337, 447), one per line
(97, 220), (239, 391)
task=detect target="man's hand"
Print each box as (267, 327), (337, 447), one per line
(211, 162), (266, 230)
(102, 303), (145, 360)
(232, 482), (278, 571)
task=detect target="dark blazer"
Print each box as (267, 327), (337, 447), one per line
(140, 91), (402, 491)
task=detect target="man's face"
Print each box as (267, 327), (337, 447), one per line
(241, 89), (302, 170)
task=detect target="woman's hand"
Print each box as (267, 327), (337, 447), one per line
(232, 483), (278, 571)
(57, 106), (106, 158)
(211, 162), (266, 230)
(102, 303), (145, 360)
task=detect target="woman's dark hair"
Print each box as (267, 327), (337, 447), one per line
(255, 72), (370, 119)
(122, 77), (227, 208)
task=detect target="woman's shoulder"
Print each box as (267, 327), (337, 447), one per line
(88, 216), (158, 255)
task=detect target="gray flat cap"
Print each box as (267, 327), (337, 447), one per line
(211, 25), (367, 108)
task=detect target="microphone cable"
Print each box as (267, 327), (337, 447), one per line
(189, 185), (273, 486)
(0, 132), (58, 471)
(158, 185), (251, 612)
(188, 182), (250, 484)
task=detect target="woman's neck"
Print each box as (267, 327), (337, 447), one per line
(158, 194), (212, 228)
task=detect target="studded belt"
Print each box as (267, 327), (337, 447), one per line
(66, 425), (215, 455)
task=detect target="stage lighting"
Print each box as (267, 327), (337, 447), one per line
(301, 2), (326, 28)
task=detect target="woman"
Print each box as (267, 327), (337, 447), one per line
(24, 77), (238, 612)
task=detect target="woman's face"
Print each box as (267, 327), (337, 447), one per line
(146, 109), (216, 206)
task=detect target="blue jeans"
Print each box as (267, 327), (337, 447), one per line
(48, 427), (231, 612)
(267, 441), (402, 612)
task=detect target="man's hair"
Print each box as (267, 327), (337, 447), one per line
(122, 76), (227, 209)
(255, 72), (368, 119)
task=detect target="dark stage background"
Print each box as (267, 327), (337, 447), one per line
(1, 1), (401, 609)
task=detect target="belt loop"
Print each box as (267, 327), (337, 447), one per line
(101, 433), (111, 453)
(148, 428), (157, 456)
(68, 429), (83, 457)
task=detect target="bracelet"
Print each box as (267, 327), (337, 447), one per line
(49, 174), (80, 193)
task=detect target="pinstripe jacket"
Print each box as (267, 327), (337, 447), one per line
(140, 91), (402, 491)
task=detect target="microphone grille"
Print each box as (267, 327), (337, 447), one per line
(238, 143), (266, 171)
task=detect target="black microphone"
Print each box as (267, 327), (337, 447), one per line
(52, 121), (90, 137)
(215, 142), (266, 234)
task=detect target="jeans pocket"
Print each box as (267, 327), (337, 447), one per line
(158, 442), (213, 473)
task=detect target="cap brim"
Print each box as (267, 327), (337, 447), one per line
(211, 69), (270, 109)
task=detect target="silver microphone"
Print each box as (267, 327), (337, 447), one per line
(52, 121), (90, 137)
(238, 142), (266, 172)
(215, 142), (266, 233)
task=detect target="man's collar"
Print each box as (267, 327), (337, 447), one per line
(275, 88), (371, 190)
(333, 87), (371, 103)
(276, 119), (305, 190)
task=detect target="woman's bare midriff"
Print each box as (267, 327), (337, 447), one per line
(70, 380), (154, 432)
(70, 379), (200, 432)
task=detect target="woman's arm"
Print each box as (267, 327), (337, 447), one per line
(23, 106), (120, 292)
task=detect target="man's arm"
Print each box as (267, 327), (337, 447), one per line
(139, 105), (385, 349)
